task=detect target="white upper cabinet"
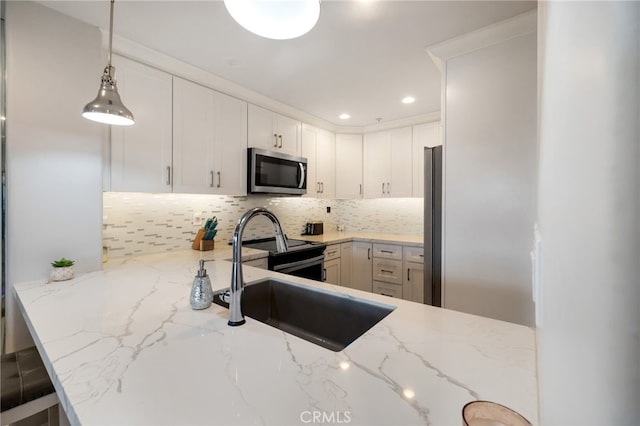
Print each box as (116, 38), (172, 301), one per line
(335, 134), (363, 199)
(172, 77), (248, 195)
(172, 77), (215, 194)
(412, 121), (441, 197)
(214, 91), (248, 195)
(110, 55), (173, 193)
(302, 124), (335, 198)
(248, 104), (301, 156)
(363, 127), (412, 198)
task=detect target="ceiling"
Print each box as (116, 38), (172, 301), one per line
(38, 0), (537, 128)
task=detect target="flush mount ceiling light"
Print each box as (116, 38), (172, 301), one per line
(402, 96), (416, 104)
(224, 0), (321, 40)
(339, 113), (351, 120)
(82, 0), (134, 126)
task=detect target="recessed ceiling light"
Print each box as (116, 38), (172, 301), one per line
(402, 96), (416, 104)
(339, 113), (351, 120)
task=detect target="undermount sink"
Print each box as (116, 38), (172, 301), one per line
(213, 279), (395, 352)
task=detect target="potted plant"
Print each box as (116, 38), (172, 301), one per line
(50, 257), (75, 281)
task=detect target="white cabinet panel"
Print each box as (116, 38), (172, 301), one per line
(172, 77), (215, 193)
(403, 260), (425, 304)
(335, 134), (363, 199)
(388, 126), (413, 197)
(340, 242), (353, 286)
(214, 92), (248, 195)
(324, 258), (341, 285)
(351, 241), (372, 292)
(302, 125), (335, 198)
(363, 131), (389, 198)
(172, 77), (247, 195)
(110, 55), (172, 193)
(248, 104), (300, 156)
(363, 127), (412, 198)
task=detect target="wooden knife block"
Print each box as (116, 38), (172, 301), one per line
(192, 229), (215, 251)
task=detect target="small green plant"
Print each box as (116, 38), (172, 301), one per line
(51, 257), (74, 268)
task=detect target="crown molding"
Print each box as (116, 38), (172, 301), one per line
(103, 31), (441, 135)
(427, 10), (536, 68)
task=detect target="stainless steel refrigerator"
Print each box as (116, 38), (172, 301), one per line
(423, 146), (442, 306)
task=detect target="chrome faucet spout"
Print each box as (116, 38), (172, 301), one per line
(229, 208), (288, 326)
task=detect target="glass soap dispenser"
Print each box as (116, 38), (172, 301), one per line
(190, 259), (213, 310)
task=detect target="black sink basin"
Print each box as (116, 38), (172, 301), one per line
(213, 279), (395, 352)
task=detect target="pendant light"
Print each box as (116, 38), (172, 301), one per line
(82, 0), (134, 126)
(224, 0), (320, 40)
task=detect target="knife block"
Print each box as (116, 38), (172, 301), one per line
(192, 229), (215, 251)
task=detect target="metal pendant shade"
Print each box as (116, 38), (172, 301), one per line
(82, 0), (134, 126)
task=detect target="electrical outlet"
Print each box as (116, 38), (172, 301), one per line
(192, 212), (207, 226)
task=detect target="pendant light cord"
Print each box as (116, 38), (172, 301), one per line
(107, 0), (114, 67)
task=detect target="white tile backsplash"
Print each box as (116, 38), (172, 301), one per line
(103, 193), (423, 258)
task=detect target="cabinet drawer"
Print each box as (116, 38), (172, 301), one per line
(373, 281), (403, 299)
(373, 243), (402, 260)
(403, 246), (424, 263)
(372, 258), (403, 285)
(324, 244), (341, 261)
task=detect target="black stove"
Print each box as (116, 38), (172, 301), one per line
(241, 237), (327, 281)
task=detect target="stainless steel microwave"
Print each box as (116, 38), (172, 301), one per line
(248, 148), (307, 195)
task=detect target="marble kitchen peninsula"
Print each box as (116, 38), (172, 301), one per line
(14, 249), (538, 425)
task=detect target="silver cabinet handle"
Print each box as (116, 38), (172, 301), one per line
(381, 182), (385, 194)
(323, 268), (327, 281)
(380, 269), (393, 274)
(217, 171), (221, 188)
(210, 171), (214, 187)
(327, 250), (337, 256)
(367, 248), (371, 260)
(316, 182), (320, 193)
(298, 162), (305, 189)
(166, 166), (171, 185)
(407, 268), (411, 281)
(278, 134), (283, 148)
(359, 183), (362, 195)
(273, 133), (278, 147)
(381, 250), (394, 254)
(320, 182), (324, 193)
(387, 182), (391, 194)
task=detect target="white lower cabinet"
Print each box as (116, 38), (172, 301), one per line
(323, 243), (341, 284)
(371, 243), (403, 298)
(350, 241), (373, 292)
(339, 242), (353, 287)
(403, 246), (425, 303)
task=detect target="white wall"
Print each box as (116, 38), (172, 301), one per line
(536, 1), (640, 423)
(442, 31), (537, 326)
(5, 2), (104, 351)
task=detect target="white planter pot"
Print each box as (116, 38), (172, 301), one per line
(51, 266), (74, 281)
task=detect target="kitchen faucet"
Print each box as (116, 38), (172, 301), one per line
(228, 207), (288, 326)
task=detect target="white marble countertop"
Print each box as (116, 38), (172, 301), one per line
(297, 231), (424, 247)
(14, 249), (537, 426)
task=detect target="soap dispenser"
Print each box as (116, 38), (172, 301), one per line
(190, 259), (213, 310)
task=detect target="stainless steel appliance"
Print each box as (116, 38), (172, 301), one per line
(303, 222), (323, 235)
(424, 146), (443, 306)
(242, 237), (327, 281)
(248, 148), (307, 195)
